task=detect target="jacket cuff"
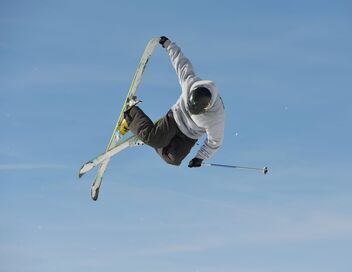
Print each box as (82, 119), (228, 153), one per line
(196, 150), (209, 160)
(163, 39), (171, 48)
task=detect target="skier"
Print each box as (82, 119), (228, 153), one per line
(120, 36), (225, 168)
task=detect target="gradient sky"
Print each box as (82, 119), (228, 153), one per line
(1, 1), (352, 271)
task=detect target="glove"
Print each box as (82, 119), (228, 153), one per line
(159, 36), (171, 48)
(188, 157), (203, 168)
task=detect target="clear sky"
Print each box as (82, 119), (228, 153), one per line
(1, 0), (352, 271)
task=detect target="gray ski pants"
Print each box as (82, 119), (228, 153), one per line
(125, 107), (197, 166)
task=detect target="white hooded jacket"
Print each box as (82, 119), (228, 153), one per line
(166, 41), (225, 160)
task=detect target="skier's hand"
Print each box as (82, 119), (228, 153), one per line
(159, 36), (171, 48)
(188, 157), (203, 168)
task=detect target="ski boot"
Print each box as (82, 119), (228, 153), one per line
(118, 96), (142, 136)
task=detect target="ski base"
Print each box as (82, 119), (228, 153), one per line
(78, 135), (143, 178)
(79, 37), (159, 201)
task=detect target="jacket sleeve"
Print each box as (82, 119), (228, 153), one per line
(165, 42), (200, 93)
(196, 115), (225, 160)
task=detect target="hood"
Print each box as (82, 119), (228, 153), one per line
(190, 80), (219, 110)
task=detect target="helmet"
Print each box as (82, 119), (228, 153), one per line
(187, 87), (212, 115)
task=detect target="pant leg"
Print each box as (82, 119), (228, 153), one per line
(125, 107), (178, 149)
(155, 132), (197, 166)
(126, 106), (197, 166)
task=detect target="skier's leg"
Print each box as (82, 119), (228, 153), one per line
(155, 133), (197, 166)
(125, 107), (178, 148)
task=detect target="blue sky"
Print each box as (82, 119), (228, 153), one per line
(1, 0), (352, 271)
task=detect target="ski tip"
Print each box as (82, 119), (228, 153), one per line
(78, 161), (95, 178)
(78, 165), (86, 178)
(91, 187), (99, 201)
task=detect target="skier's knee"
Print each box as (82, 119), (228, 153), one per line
(164, 153), (182, 166)
(165, 159), (182, 166)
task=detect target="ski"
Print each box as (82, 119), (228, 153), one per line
(79, 135), (143, 178)
(79, 115), (162, 177)
(80, 37), (160, 201)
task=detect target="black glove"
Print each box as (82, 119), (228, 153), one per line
(159, 36), (170, 48)
(188, 157), (203, 168)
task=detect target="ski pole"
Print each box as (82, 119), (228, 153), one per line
(202, 163), (268, 175)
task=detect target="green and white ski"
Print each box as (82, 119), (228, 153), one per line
(78, 134), (142, 178)
(79, 116), (161, 177)
(79, 37), (160, 201)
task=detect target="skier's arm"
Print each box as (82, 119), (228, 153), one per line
(196, 119), (225, 161)
(160, 36), (199, 91)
